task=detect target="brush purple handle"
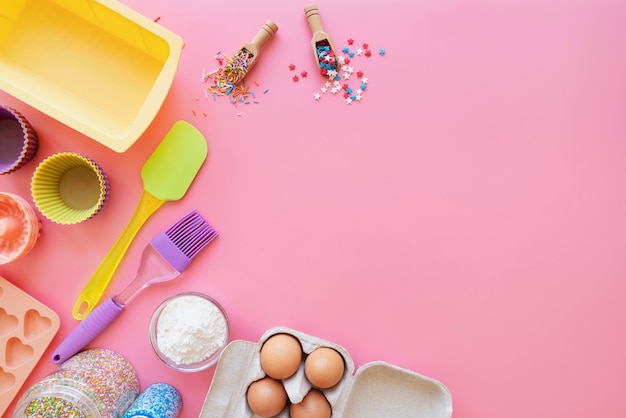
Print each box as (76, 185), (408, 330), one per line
(52, 298), (124, 364)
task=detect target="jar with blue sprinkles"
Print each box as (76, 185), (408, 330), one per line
(122, 383), (182, 418)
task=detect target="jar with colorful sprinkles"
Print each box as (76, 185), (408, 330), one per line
(13, 348), (140, 418)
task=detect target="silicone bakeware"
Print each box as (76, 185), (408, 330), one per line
(0, 0), (183, 152)
(200, 326), (453, 418)
(0, 275), (60, 416)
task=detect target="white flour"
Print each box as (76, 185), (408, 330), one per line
(156, 294), (228, 365)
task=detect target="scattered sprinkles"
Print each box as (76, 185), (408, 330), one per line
(197, 49), (270, 115)
(291, 37), (386, 105)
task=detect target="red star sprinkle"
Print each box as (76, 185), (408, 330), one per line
(292, 75), (299, 82)
(344, 58), (351, 65)
(289, 64), (296, 71)
(301, 70), (308, 78)
(364, 49), (372, 57)
(343, 92), (350, 98)
(362, 43), (369, 49)
(347, 38), (354, 45)
(357, 70), (364, 78)
(342, 83), (349, 90)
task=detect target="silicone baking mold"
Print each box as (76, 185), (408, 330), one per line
(0, 275), (60, 416)
(200, 326), (453, 418)
(0, 0), (183, 152)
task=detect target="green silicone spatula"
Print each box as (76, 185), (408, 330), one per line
(72, 121), (208, 320)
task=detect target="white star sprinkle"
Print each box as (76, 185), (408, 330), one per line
(343, 72), (351, 80)
(346, 97), (353, 104)
(356, 48), (364, 56)
(327, 69), (337, 78)
(320, 86), (328, 94)
(361, 77), (369, 84)
(314, 93), (321, 101)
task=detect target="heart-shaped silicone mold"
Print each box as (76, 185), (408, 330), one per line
(24, 309), (52, 340)
(0, 307), (18, 337)
(0, 368), (16, 393)
(5, 337), (34, 368)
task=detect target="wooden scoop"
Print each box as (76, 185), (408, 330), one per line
(304, 4), (340, 73)
(238, 20), (278, 73)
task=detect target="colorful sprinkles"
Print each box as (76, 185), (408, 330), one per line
(198, 49), (268, 115)
(17, 349), (139, 417)
(122, 383), (182, 418)
(292, 37), (385, 105)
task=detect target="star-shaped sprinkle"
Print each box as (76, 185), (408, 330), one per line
(343, 72), (351, 80)
(320, 86), (328, 93)
(356, 48), (364, 56)
(357, 70), (364, 78)
(301, 70), (308, 78)
(346, 97), (353, 104)
(364, 50), (372, 57)
(362, 43), (369, 49)
(293, 75), (299, 82)
(289, 64), (296, 71)
(361, 77), (369, 84)
(330, 87), (339, 94)
(379, 48), (386, 55)
(314, 93), (321, 100)
(327, 69), (337, 78)
(347, 38), (354, 45)
(342, 46), (350, 53)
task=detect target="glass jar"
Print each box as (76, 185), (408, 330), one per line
(13, 348), (139, 417)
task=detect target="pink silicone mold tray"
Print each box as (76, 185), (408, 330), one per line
(0, 275), (59, 416)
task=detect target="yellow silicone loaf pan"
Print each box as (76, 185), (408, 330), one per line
(0, 0), (183, 152)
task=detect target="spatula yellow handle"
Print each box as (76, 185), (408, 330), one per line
(72, 190), (164, 320)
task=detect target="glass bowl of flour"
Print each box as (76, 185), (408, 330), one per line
(149, 292), (230, 372)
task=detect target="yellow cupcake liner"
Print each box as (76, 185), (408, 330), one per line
(31, 153), (109, 225)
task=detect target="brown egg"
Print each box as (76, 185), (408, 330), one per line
(260, 333), (303, 380)
(246, 376), (288, 417)
(304, 347), (345, 389)
(289, 389), (332, 418)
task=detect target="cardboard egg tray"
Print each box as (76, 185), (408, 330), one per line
(200, 326), (453, 418)
(0, 276), (60, 416)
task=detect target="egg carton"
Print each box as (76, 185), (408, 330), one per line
(200, 326), (453, 418)
(0, 276), (60, 416)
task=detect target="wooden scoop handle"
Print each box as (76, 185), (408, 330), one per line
(305, 4), (325, 34)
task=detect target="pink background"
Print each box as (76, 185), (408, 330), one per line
(2, 0), (626, 416)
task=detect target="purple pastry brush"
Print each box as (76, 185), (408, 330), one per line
(52, 210), (218, 364)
